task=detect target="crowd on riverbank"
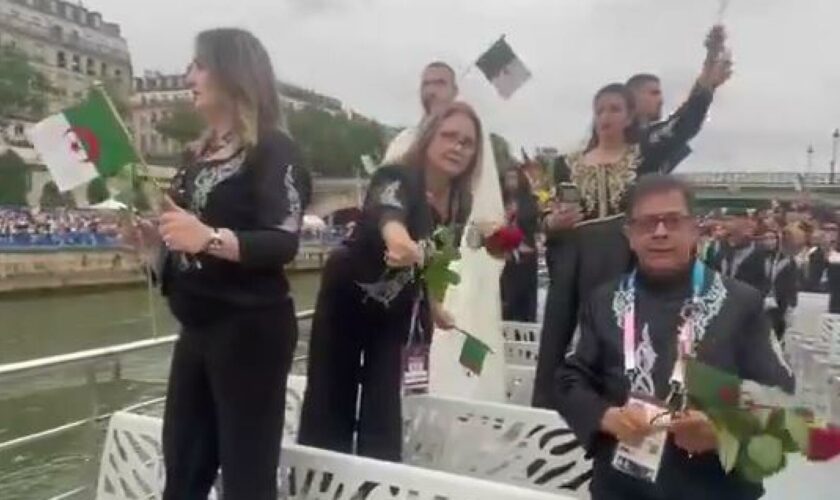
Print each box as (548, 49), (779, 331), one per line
(0, 207), (121, 249)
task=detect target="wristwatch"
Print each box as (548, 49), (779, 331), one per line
(206, 229), (224, 252)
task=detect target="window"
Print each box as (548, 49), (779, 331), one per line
(114, 69), (122, 77)
(56, 50), (66, 68)
(150, 112), (158, 124)
(100, 62), (107, 76)
(71, 54), (80, 73)
(86, 57), (95, 76)
(141, 96), (147, 106)
(140, 134), (148, 151)
(49, 1), (57, 14)
(50, 25), (62, 41)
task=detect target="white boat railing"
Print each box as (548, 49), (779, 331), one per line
(0, 310), (314, 499)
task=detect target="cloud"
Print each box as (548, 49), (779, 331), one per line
(82, 0), (838, 172)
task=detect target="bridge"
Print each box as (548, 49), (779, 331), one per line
(307, 172), (840, 217)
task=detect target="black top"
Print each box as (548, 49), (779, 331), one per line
(765, 252), (798, 311)
(347, 164), (470, 310)
(503, 187), (539, 249)
(720, 243), (769, 294)
(556, 266), (795, 498)
(162, 130), (311, 327)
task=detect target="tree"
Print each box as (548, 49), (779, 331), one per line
(86, 177), (110, 205)
(39, 181), (64, 208)
(155, 105), (204, 147)
(288, 106), (385, 177)
(0, 46), (52, 121)
(490, 133), (515, 172)
(0, 151), (30, 205)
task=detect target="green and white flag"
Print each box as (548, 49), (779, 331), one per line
(458, 329), (493, 375)
(476, 37), (532, 99)
(27, 88), (138, 192)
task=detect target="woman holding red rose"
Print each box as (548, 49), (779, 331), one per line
(499, 167), (539, 322)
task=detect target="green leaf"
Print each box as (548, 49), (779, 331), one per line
(784, 409), (810, 452)
(737, 452), (767, 483)
(754, 408), (773, 430)
(747, 435), (784, 473)
(685, 359), (742, 410)
(716, 424), (741, 473)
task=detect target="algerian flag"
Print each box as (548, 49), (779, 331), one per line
(475, 37), (532, 99)
(457, 329), (493, 375)
(27, 88), (138, 192)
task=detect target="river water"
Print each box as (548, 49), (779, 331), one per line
(0, 272), (322, 500)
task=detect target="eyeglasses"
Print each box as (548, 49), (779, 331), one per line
(439, 130), (476, 153)
(628, 213), (694, 234)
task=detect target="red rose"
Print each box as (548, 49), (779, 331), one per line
(485, 225), (524, 258)
(807, 427), (840, 461)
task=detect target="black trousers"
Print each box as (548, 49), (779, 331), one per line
(501, 253), (538, 322)
(298, 248), (413, 462)
(766, 307), (788, 341)
(162, 300), (298, 500)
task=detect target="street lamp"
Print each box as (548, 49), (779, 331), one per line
(831, 129), (840, 184)
(806, 144), (815, 176)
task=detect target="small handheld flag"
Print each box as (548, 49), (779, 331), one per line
(475, 37), (532, 100)
(455, 327), (494, 375)
(27, 87), (138, 192)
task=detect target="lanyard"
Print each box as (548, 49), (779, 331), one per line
(623, 261), (705, 387)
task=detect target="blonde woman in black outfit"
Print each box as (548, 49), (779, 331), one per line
(127, 28), (310, 500)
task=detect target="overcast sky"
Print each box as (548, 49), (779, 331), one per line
(83, 0), (838, 172)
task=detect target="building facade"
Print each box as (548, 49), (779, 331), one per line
(130, 72), (192, 159)
(0, 0), (132, 113)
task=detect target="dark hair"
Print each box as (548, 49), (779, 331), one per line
(626, 73), (661, 91)
(501, 167), (532, 203)
(425, 61), (457, 83)
(195, 28), (280, 146)
(585, 83), (640, 151)
(625, 173), (695, 217)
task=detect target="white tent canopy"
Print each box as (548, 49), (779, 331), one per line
(303, 214), (327, 230)
(90, 198), (128, 211)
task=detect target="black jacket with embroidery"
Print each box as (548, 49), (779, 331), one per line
(162, 130), (311, 326)
(555, 267), (794, 496)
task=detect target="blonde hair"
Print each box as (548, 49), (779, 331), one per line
(400, 101), (484, 200)
(195, 28), (280, 147)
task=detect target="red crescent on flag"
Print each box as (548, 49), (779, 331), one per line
(65, 126), (101, 163)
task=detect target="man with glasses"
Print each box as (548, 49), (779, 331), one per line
(555, 174), (793, 500)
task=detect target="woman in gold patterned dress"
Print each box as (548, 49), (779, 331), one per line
(532, 81), (718, 408)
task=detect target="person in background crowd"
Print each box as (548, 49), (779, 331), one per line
(500, 166), (539, 322)
(534, 28), (732, 409)
(761, 229), (799, 340)
(299, 102), (482, 461)
(556, 174), (794, 500)
(825, 225), (840, 313)
(381, 62), (459, 164)
(720, 209), (768, 293)
(125, 28), (311, 500)
(802, 229), (830, 292)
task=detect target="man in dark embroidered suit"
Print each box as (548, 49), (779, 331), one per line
(556, 175), (794, 500)
(720, 209), (769, 294)
(627, 25), (732, 173)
